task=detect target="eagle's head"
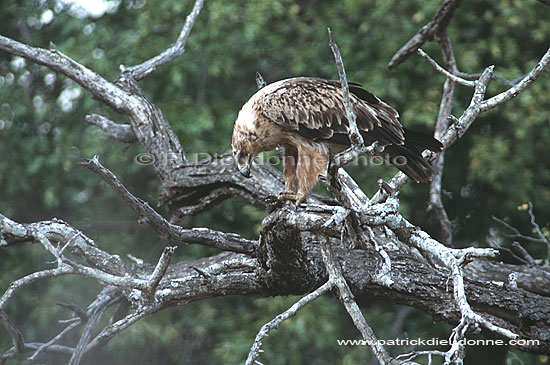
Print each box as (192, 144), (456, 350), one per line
(231, 140), (255, 178)
(232, 101), (259, 179)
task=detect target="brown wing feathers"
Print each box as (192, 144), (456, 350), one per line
(262, 78), (404, 146)
(260, 77), (442, 182)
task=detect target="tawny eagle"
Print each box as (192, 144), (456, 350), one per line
(231, 77), (442, 203)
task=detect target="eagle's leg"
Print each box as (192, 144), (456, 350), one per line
(278, 145), (301, 203)
(281, 145), (299, 194)
(293, 143), (330, 204)
(278, 143), (329, 205)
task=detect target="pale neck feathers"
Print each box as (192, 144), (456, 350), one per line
(233, 85), (291, 154)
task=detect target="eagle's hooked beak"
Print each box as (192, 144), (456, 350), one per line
(233, 149), (253, 179)
(239, 167), (251, 178)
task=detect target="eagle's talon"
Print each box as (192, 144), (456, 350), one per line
(295, 196), (307, 206)
(278, 192), (298, 201)
(277, 192), (307, 208)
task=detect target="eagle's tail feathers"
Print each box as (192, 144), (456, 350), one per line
(385, 131), (443, 183)
(402, 128), (443, 152)
(385, 145), (431, 183)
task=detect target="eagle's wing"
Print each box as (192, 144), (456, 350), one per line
(261, 78), (405, 147)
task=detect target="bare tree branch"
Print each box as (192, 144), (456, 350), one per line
(388, 0), (463, 69)
(82, 156), (256, 255)
(510, 241), (537, 265)
(27, 321), (80, 361)
(327, 28), (387, 174)
(3, 209), (550, 359)
(69, 289), (120, 365)
(376, 43), (549, 205)
(0, 311), (24, 357)
(84, 307), (155, 355)
(121, 0), (204, 81)
(0, 266), (73, 311)
(379, 209), (519, 344)
(479, 46), (550, 112)
(493, 216), (548, 245)
(428, 37), (457, 247)
(455, 70), (529, 87)
(370, 65), (494, 204)
(2, 3), (550, 362)
(245, 281), (333, 365)
(86, 114), (137, 143)
(527, 202), (550, 261)
(0, 35), (130, 112)
(3, 343), (75, 360)
(493, 202), (550, 266)
(327, 28), (363, 148)
(416, 48), (475, 87)
(318, 235), (394, 365)
(146, 246), (176, 294)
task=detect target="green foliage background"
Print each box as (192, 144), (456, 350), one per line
(0, 0), (548, 363)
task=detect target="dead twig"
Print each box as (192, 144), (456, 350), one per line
(416, 48), (475, 87)
(121, 0), (204, 81)
(245, 281), (333, 365)
(147, 246), (177, 295)
(388, 0), (463, 69)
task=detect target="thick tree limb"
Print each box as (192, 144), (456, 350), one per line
(2, 212), (550, 359)
(373, 209), (520, 352)
(265, 208), (550, 353)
